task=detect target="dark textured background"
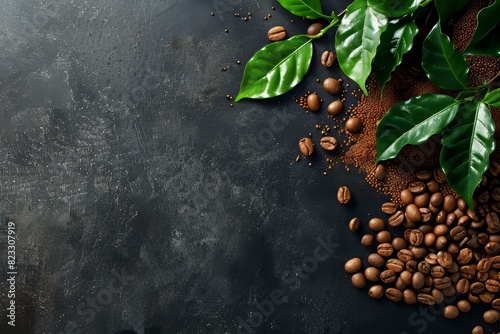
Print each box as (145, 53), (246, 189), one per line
(0, 0), (488, 333)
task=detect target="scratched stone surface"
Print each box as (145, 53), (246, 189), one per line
(0, 0), (483, 333)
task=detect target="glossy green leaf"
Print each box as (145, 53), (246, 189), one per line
(464, 0), (500, 56)
(235, 35), (313, 101)
(368, 0), (420, 17)
(277, 0), (329, 19)
(484, 88), (500, 108)
(434, 0), (472, 22)
(335, 0), (388, 95)
(373, 16), (419, 92)
(376, 93), (460, 162)
(440, 101), (496, 208)
(422, 23), (469, 90)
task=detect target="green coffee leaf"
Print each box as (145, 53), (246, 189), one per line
(440, 101), (496, 208)
(235, 35), (313, 101)
(368, 0), (420, 17)
(484, 88), (500, 108)
(373, 16), (419, 92)
(335, 0), (388, 96)
(376, 93), (460, 162)
(464, 0), (500, 56)
(434, 0), (472, 22)
(277, 0), (330, 19)
(422, 23), (469, 90)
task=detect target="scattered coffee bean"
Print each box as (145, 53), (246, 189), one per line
(457, 300), (471, 313)
(417, 293), (436, 305)
(351, 272), (366, 288)
(483, 309), (500, 323)
(322, 77), (342, 95)
(345, 117), (363, 133)
(368, 253), (385, 268)
(368, 285), (384, 299)
(361, 234), (374, 247)
(327, 100), (343, 115)
(344, 257), (362, 274)
(321, 50), (335, 67)
(320, 136), (338, 151)
(299, 138), (314, 156)
(368, 218), (385, 232)
(348, 217), (360, 232)
(268, 26), (286, 41)
(306, 93), (321, 111)
(375, 164), (387, 180)
(337, 186), (351, 204)
(389, 211), (405, 227)
(381, 202), (397, 215)
(472, 326), (484, 334)
(442, 305), (459, 319)
(385, 287), (403, 302)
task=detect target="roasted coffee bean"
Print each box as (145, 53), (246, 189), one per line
(268, 26), (287, 41)
(467, 234), (480, 249)
(381, 202), (397, 215)
(487, 212), (500, 233)
(436, 210), (447, 224)
(471, 219), (486, 229)
(299, 137), (314, 156)
(406, 204), (422, 223)
(478, 233), (489, 245)
(456, 278), (470, 294)
(486, 279), (500, 293)
(456, 299), (471, 313)
(491, 269), (499, 279)
(417, 293), (436, 305)
(492, 298), (500, 310)
(368, 285), (384, 299)
(429, 204), (441, 215)
(345, 117), (362, 133)
(416, 170), (433, 181)
(374, 164), (387, 180)
(434, 167), (446, 183)
(400, 189), (414, 205)
(367, 253), (385, 268)
(385, 287), (403, 302)
(348, 217), (359, 232)
(412, 271), (426, 289)
(321, 50), (335, 67)
(322, 77), (342, 95)
(478, 271), (489, 282)
(409, 229), (424, 246)
(319, 136), (338, 151)
(392, 237), (407, 251)
(380, 269), (397, 283)
(377, 243), (394, 257)
(376, 230), (392, 243)
(434, 277), (452, 289)
(478, 258), (492, 273)
(485, 242), (500, 256)
(457, 248), (473, 265)
(364, 267), (380, 282)
(424, 233), (436, 247)
(345, 257), (362, 273)
(389, 211), (405, 227)
(472, 326), (484, 334)
(419, 286), (432, 294)
(403, 289), (417, 304)
(491, 161), (500, 177)
(430, 192), (444, 207)
(454, 208), (465, 219)
(491, 235), (500, 243)
(450, 272), (461, 284)
(432, 288), (444, 304)
(435, 236), (448, 250)
(351, 272), (366, 288)
(337, 186), (351, 204)
(418, 261), (431, 274)
(395, 277), (407, 291)
(307, 22), (324, 35)
(446, 213), (457, 226)
(470, 281), (485, 294)
(431, 266), (446, 278)
(492, 255), (500, 269)
(478, 191), (490, 204)
(327, 100), (343, 115)
(420, 208), (432, 222)
(457, 198), (468, 211)
(443, 194), (457, 212)
(436, 251), (453, 268)
(483, 309), (500, 324)
(397, 249), (413, 263)
(434, 224), (448, 236)
(368, 218), (386, 232)
(306, 93), (321, 111)
(411, 246), (427, 259)
(469, 293), (481, 304)
(480, 291), (495, 303)
(426, 180), (440, 193)
(447, 261), (459, 273)
(425, 253), (438, 265)
(467, 208), (480, 221)
(458, 235), (471, 249)
(460, 265), (476, 279)
(400, 270), (413, 286)
(408, 181), (426, 194)
(450, 226), (467, 241)
(360, 234), (374, 247)
(492, 188), (500, 201)
(387, 258), (405, 273)
(478, 205), (490, 218)
(442, 305), (459, 319)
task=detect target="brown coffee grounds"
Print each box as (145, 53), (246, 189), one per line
(341, 0), (500, 206)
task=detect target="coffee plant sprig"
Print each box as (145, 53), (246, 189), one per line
(235, 0), (499, 206)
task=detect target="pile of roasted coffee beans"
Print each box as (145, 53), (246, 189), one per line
(345, 161), (500, 332)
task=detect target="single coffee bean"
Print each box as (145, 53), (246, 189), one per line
(479, 291), (495, 303)
(419, 208), (432, 223)
(425, 253), (438, 266)
(380, 269), (397, 283)
(389, 211), (405, 227)
(319, 136), (338, 151)
(434, 167), (446, 183)
(321, 50), (335, 67)
(435, 235), (447, 250)
(477, 191), (490, 204)
(457, 248), (473, 265)
(403, 289), (417, 304)
(344, 257), (362, 273)
(467, 208), (480, 221)
(436, 210), (447, 224)
(368, 253), (385, 268)
(472, 326), (484, 334)
(376, 230), (392, 243)
(400, 189), (414, 205)
(268, 26), (287, 41)
(433, 224), (448, 236)
(456, 278), (470, 294)
(400, 270), (413, 286)
(368, 218), (386, 232)
(327, 100), (343, 115)
(412, 271), (426, 289)
(418, 261), (431, 274)
(436, 251), (453, 268)
(417, 293), (436, 305)
(478, 233), (489, 245)
(431, 266), (446, 278)
(442, 305), (459, 319)
(306, 93), (321, 112)
(392, 237), (407, 251)
(351, 272), (366, 288)
(443, 194), (457, 212)
(430, 192), (444, 207)
(460, 265), (476, 279)
(377, 243), (394, 257)
(360, 234), (374, 247)
(478, 271), (489, 282)
(395, 277), (407, 291)
(446, 213), (457, 226)
(409, 181), (426, 194)
(386, 258), (405, 273)
(406, 260), (418, 273)
(416, 170), (433, 181)
(491, 255), (500, 269)
(470, 281), (485, 294)
(348, 217), (359, 232)
(426, 180), (440, 193)
(397, 249), (413, 263)
(368, 285), (384, 299)
(409, 229), (424, 246)
(337, 186), (351, 204)
(486, 279), (500, 293)
(322, 77), (342, 95)
(485, 242), (500, 256)
(456, 299), (471, 313)
(424, 233), (436, 247)
(414, 193), (430, 208)
(483, 309), (500, 324)
(345, 117), (362, 133)
(406, 204), (422, 223)
(492, 298), (500, 310)
(299, 137), (314, 156)
(434, 277), (452, 289)
(381, 202), (397, 215)
(456, 197), (467, 211)
(385, 287), (403, 302)
(492, 188), (500, 201)
(450, 226), (467, 241)
(469, 293), (481, 304)
(375, 164), (387, 180)
(486, 212), (500, 233)
(307, 22), (324, 35)
(411, 246), (427, 260)
(478, 258), (492, 273)
(447, 261), (459, 274)
(432, 288), (444, 304)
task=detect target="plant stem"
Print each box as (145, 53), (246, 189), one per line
(419, 0), (433, 6)
(309, 17), (341, 39)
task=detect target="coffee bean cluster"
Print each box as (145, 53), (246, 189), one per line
(345, 162), (500, 329)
